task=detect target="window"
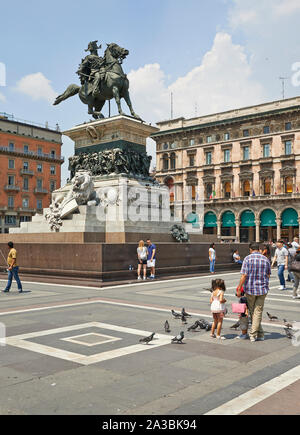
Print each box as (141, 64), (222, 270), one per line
(206, 183), (213, 199)
(8, 159), (15, 169)
(285, 140), (292, 155)
(23, 178), (29, 191)
(205, 151), (212, 165)
(23, 144), (29, 153)
(189, 139), (195, 147)
(170, 153), (176, 170)
(50, 181), (56, 192)
(8, 196), (14, 208)
(243, 180), (251, 197)
(37, 200), (43, 210)
(20, 216), (31, 223)
(263, 126), (270, 134)
(9, 142), (14, 151)
(23, 161), (29, 170)
(224, 182), (231, 199)
(37, 179), (43, 189)
(224, 132), (230, 141)
(243, 129), (250, 137)
(264, 179), (271, 195)
(163, 155), (169, 170)
(243, 146), (250, 161)
(285, 122), (292, 131)
(37, 147), (43, 156)
(263, 144), (270, 158)
(37, 163), (43, 173)
(163, 143), (169, 150)
(50, 166), (56, 175)
(22, 198), (29, 209)
(50, 150), (56, 158)
(191, 185), (196, 200)
(285, 177), (293, 193)
(189, 155), (195, 167)
(8, 175), (14, 186)
(5, 215), (16, 225)
(170, 142), (176, 149)
(207, 136), (212, 143)
(224, 149), (231, 163)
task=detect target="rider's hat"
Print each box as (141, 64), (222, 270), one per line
(85, 41), (102, 52)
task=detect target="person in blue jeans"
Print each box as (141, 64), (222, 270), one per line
(271, 241), (288, 290)
(209, 243), (216, 274)
(3, 242), (23, 293)
(146, 239), (156, 279)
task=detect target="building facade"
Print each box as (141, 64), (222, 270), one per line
(152, 97), (300, 243)
(0, 113), (63, 233)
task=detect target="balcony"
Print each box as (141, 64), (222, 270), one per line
(4, 185), (20, 192)
(34, 188), (48, 194)
(0, 146), (64, 163)
(20, 169), (34, 176)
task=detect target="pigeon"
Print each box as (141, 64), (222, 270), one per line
(188, 321), (200, 332)
(164, 320), (171, 333)
(171, 309), (182, 319)
(284, 328), (294, 339)
(182, 308), (192, 318)
(181, 314), (188, 325)
(139, 333), (155, 344)
(171, 331), (184, 344)
(198, 319), (208, 330)
(205, 322), (212, 332)
(230, 321), (241, 330)
(267, 312), (278, 321)
(283, 319), (293, 329)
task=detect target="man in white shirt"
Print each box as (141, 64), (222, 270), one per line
(292, 237), (300, 250)
(271, 241), (289, 290)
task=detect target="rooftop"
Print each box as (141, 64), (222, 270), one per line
(0, 112), (61, 134)
(153, 96), (300, 136)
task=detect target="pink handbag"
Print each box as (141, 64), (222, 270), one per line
(232, 303), (246, 314)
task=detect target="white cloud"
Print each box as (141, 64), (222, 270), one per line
(128, 32), (265, 123)
(15, 72), (57, 103)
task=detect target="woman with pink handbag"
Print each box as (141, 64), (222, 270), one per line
(210, 279), (227, 340)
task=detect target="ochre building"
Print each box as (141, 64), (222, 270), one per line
(0, 113), (63, 233)
(152, 97), (300, 243)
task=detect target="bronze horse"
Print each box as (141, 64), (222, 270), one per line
(53, 43), (141, 120)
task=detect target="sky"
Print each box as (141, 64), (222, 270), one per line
(1, 0), (300, 183)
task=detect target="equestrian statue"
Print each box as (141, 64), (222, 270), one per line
(53, 40), (141, 120)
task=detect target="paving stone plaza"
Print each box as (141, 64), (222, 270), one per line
(0, 270), (299, 415)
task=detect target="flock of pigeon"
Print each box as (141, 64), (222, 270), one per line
(139, 308), (213, 346)
(138, 308), (299, 345)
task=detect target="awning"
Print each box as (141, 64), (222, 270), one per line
(282, 208), (299, 227)
(241, 210), (256, 227)
(222, 211), (236, 228)
(260, 209), (276, 227)
(204, 212), (217, 228)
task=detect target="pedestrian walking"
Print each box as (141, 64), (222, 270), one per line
(237, 242), (271, 342)
(210, 279), (227, 340)
(146, 239), (156, 280)
(271, 241), (289, 290)
(292, 237), (300, 250)
(137, 240), (148, 281)
(209, 243), (216, 274)
(287, 243), (296, 283)
(260, 244), (271, 262)
(289, 247), (300, 300)
(2, 242), (23, 293)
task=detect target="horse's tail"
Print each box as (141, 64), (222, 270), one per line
(53, 84), (80, 106)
